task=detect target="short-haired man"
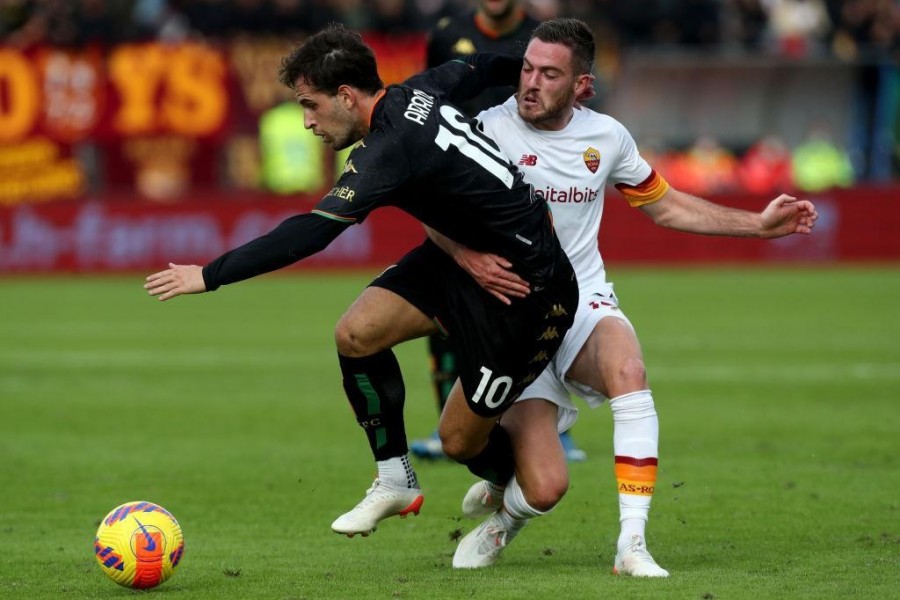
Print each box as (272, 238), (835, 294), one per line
(432, 18), (818, 574)
(144, 24), (578, 538)
(413, 0), (586, 463)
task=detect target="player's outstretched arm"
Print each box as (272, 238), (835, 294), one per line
(639, 188), (817, 239)
(145, 263), (206, 301)
(145, 213), (351, 301)
(425, 227), (530, 305)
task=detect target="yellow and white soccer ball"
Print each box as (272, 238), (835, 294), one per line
(94, 501), (185, 589)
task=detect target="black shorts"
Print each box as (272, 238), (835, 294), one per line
(371, 240), (577, 417)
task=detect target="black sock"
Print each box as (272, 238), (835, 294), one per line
(460, 424), (515, 485)
(338, 350), (408, 461)
(427, 334), (458, 415)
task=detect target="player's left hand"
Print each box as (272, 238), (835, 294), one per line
(145, 263), (207, 301)
(455, 249), (530, 305)
(760, 194), (818, 238)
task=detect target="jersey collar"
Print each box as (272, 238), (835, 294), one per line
(367, 89), (386, 129)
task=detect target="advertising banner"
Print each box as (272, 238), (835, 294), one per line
(1, 186), (897, 273)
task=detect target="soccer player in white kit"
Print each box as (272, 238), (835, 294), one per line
(428, 19), (818, 574)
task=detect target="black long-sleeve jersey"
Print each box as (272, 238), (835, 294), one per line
(427, 9), (539, 116)
(202, 54), (567, 293)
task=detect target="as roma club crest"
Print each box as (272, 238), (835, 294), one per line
(582, 147), (600, 173)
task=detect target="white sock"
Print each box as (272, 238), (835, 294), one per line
(376, 455), (418, 489)
(609, 390), (658, 550)
(502, 474), (546, 521)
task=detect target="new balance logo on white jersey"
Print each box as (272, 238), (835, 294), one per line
(518, 154), (538, 166)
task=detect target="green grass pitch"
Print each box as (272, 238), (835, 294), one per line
(1, 267), (898, 599)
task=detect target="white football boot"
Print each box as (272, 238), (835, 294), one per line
(461, 480), (505, 519)
(452, 510), (525, 569)
(613, 534), (670, 577)
(331, 479), (424, 537)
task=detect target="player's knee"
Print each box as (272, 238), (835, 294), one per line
(438, 429), (479, 462)
(612, 357), (648, 392)
(523, 473), (568, 512)
(334, 319), (372, 357)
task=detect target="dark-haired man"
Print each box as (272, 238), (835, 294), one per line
(438, 18), (817, 574)
(144, 23), (578, 538)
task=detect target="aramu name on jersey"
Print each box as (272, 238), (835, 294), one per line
(404, 89), (435, 126)
(536, 186), (599, 204)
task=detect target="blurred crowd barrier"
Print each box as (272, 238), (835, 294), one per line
(1, 185), (899, 273)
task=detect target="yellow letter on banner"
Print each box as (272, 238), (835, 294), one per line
(0, 49), (40, 143)
(162, 44), (227, 136)
(108, 44), (167, 135)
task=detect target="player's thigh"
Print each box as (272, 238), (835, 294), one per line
(516, 365), (579, 434)
(335, 286), (437, 356)
(566, 315), (647, 398)
(500, 399), (568, 503)
(438, 379), (501, 460)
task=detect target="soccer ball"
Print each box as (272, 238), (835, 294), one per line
(93, 501), (185, 589)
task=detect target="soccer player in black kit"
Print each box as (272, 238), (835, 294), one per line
(428, 0), (539, 117)
(412, 0), (586, 462)
(144, 24), (577, 538)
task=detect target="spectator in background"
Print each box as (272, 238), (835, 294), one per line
(792, 121), (855, 192)
(831, 0), (899, 59)
(763, 0), (832, 57)
(371, 0), (423, 33)
(327, 0), (372, 30)
(183, 0), (233, 38)
(426, 0), (540, 116)
(258, 102), (326, 194)
(737, 134), (794, 195)
(665, 135), (739, 196)
(132, 0), (191, 41)
(731, 0), (770, 49)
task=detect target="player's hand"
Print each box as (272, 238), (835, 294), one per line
(455, 248), (530, 305)
(760, 194), (818, 238)
(144, 263), (207, 301)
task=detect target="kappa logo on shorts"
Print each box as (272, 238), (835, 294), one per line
(529, 350), (550, 364)
(545, 304), (568, 318)
(519, 372), (538, 385)
(537, 326), (559, 341)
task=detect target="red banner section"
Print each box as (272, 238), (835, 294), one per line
(0, 186), (897, 273)
(0, 38), (425, 145)
(0, 37), (428, 206)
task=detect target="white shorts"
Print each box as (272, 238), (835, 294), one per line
(515, 283), (634, 433)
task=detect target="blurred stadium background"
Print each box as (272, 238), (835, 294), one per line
(0, 0), (898, 272)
